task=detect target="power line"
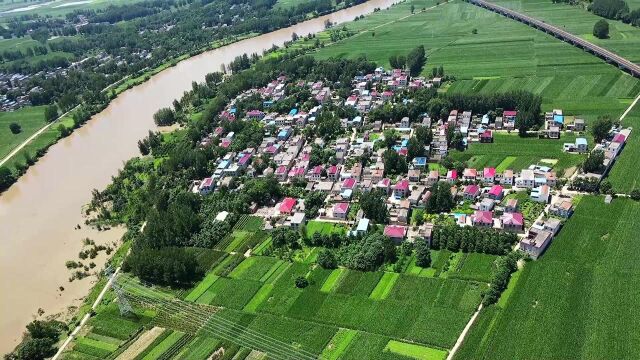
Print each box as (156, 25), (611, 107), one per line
(120, 287), (313, 360)
(116, 276), (321, 360)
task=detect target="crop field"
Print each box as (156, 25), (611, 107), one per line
(490, 0), (640, 62)
(447, 253), (497, 283)
(215, 216), (267, 253)
(313, 0), (639, 123)
(456, 196), (640, 359)
(305, 220), (348, 237)
(607, 101), (640, 193)
(385, 339), (448, 360)
(449, 133), (586, 176)
(0, 106), (47, 160)
(69, 236), (500, 360)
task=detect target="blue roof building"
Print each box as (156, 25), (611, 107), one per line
(413, 157), (427, 167)
(553, 114), (564, 125)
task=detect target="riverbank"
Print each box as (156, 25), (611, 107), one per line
(0, 0), (399, 354)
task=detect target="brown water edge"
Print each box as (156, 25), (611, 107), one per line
(0, 0), (399, 353)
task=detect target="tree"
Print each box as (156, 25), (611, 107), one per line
(9, 122), (21, 134)
(153, 107), (176, 126)
(305, 191), (326, 218)
(426, 181), (454, 213)
(407, 136), (425, 160)
(591, 116), (613, 143)
(44, 104), (58, 122)
(631, 189), (640, 200)
(317, 249), (337, 269)
(7, 320), (65, 360)
(271, 227), (300, 249)
(406, 45), (426, 76)
(415, 239), (432, 267)
(599, 180), (612, 194)
(360, 189), (390, 224)
(122, 247), (202, 287)
(295, 276), (309, 288)
(593, 19), (610, 39)
(0, 166), (15, 192)
(383, 149), (407, 176)
(583, 150), (605, 173)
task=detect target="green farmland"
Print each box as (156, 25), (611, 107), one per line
(314, 0), (640, 123)
(0, 106), (47, 160)
(455, 196), (640, 359)
(491, 0), (640, 62)
(608, 101), (640, 193)
(61, 244), (499, 359)
(449, 133), (586, 176)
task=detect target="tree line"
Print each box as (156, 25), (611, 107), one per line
(430, 225), (519, 255)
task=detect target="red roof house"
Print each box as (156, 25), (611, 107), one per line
(384, 225), (407, 243)
(279, 197), (297, 214)
(472, 210), (493, 227)
(501, 212), (524, 232)
(488, 185), (504, 200)
(333, 202), (350, 219)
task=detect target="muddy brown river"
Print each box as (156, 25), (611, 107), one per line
(0, 0), (398, 353)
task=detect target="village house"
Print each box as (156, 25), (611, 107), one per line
(394, 179), (410, 198)
(472, 210), (494, 228)
(487, 185), (504, 200)
(483, 167), (496, 184)
(531, 185), (550, 203)
(446, 169), (458, 183)
(279, 197), (297, 215)
(427, 170), (440, 186)
(504, 198), (518, 213)
(515, 169), (535, 188)
(501, 212), (524, 232)
(500, 169), (514, 186)
(550, 199), (574, 218)
(463, 184), (481, 200)
(384, 225), (407, 243)
(408, 169), (421, 182)
(333, 202), (350, 220)
(463, 168), (477, 182)
(479, 198), (495, 211)
(354, 218), (370, 236)
(290, 212), (306, 229)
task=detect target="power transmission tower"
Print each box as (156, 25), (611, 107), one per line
(112, 277), (134, 316)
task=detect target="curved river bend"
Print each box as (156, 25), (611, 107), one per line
(0, 0), (397, 353)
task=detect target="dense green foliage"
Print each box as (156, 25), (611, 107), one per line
(431, 225), (518, 255)
(5, 320), (65, 360)
(359, 189), (390, 224)
(426, 181), (454, 214)
(336, 233), (397, 271)
(415, 239), (432, 267)
(481, 252), (520, 306)
(593, 19), (610, 38)
(122, 247), (203, 286)
(582, 149), (605, 173)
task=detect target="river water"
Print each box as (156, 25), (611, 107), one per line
(0, 0), (397, 353)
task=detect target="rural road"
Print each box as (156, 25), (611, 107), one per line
(51, 267), (121, 360)
(467, 0), (640, 77)
(0, 104), (78, 168)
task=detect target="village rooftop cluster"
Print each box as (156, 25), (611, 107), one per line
(190, 67), (631, 261)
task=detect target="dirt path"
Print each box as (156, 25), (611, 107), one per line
(446, 303), (483, 360)
(115, 327), (165, 360)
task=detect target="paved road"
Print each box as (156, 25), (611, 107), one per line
(467, 0), (640, 78)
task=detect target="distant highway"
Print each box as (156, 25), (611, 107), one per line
(466, 0), (640, 78)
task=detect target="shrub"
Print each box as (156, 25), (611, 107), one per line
(294, 276), (309, 288)
(9, 122), (22, 134)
